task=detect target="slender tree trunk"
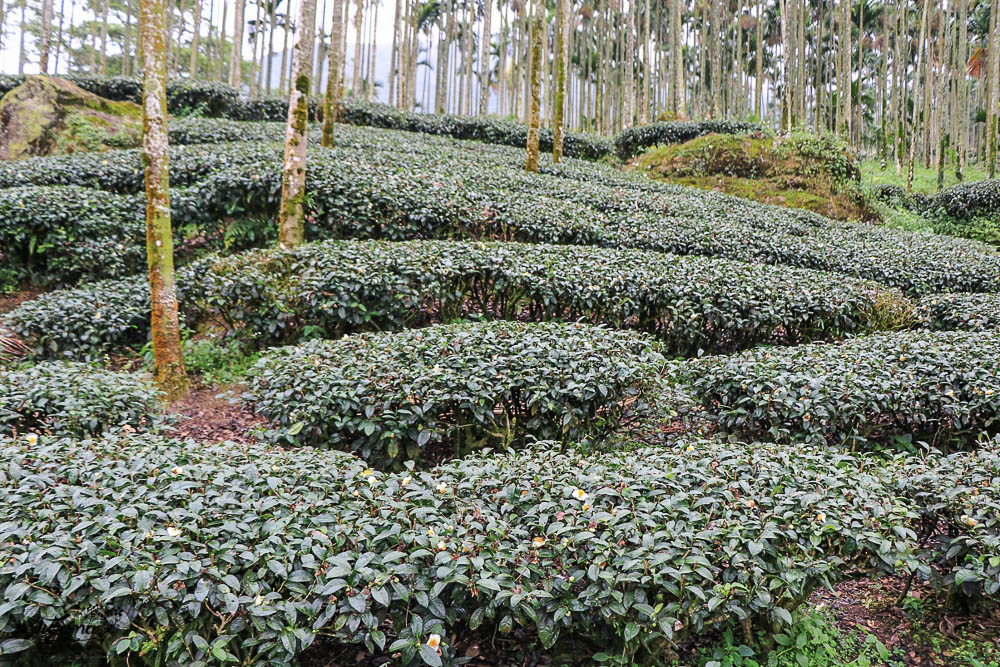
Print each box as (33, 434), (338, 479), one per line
(140, 0), (188, 402)
(525, 0), (542, 171)
(123, 0), (134, 76)
(216, 0), (227, 81)
(322, 0), (344, 145)
(641, 0), (650, 123)
(955, 0), (968, 179)
(39, 0), (53, 72)
(16, 0), (25, 74)
(230, 0), (246, 88)
(53, 0), (66, 73)
(623, 3), (634, 127)
(553, 0), (566, 160)
(367, 0), (378, 99)
(478, 0), (493, 115)
(754, 0), (762, 119)
(779, 0), (790, 130)
(189, 0), (201, 76)
(279, 0), (317, 248)
(351, 0), (362, 95)
(99, 0), (109, 74)
(908, 0), (930, 191)
(989, 0), (999, 177)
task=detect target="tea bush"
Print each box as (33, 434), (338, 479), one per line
(614, 120), (764, 160)
(0, 434), (914, 664)
(682, 330), (1000, 448)
(4, 126), (999, 295)
(199, 239), (907, 352)
(889, 439), (1000, 603)
(0, 74), (238, 117)
(0, 362), (160, 437)
(917, 293), (1000, 331)
(6, 238), (911, 360)
(246, 321), (664, 465)
(2, 275), (181, 358)
(0, 186), (144, 287)
(932, 179), (1000, 220)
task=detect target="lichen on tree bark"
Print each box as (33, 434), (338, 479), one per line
(525, 0), (542, 173)
(140, 0), (187, 402)
(278, 0), (317, 248)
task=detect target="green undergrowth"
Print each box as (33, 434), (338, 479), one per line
(635, 131), (874, 222)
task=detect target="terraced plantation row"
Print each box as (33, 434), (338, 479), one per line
(2, 118), (999, 665)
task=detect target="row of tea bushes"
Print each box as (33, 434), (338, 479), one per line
(4, 239), (914, 359)
(680, 330), (1000, 449)
(246, 321), (663, 466)
(613, 120), (765, 160)
(916, 293), (1000, 331)
(871, 181), (1000, 246)
(0, 434), (916, 665)
(0, 142), (282, 193)
(0, 186), (144, 288)
(3, 125), (999, 295)
(890, 444), (1000, 599)
(3, 275), (166, 358)
(0, 361), (161, 437)
(208, 240), (913, 350)
(0, 74), (238, 118)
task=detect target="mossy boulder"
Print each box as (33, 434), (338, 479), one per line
(0, 75), (142, 160)
(634, 130), (874, 221)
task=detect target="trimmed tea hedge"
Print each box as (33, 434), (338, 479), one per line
(681, 330), (1000, 448)
(917, 293), (1000, 331)
(5, 125), (999, 295)
(614, 120), (765, 160)
(199, 240), (909, 353)
(933, 179), (1000, 220)
(0, 435), (914, 664)
(0, 186), (144, 287)
(3, 275), (166, 358)
(6, 239), (911, 360)
(890, 440), (1000, 602)
(246, 321), (664, 466)
(0, 74), (238, 117)
(0, 362), (160, 437)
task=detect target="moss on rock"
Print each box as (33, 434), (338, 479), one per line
(0, 75), (141, 160)
(634, 131), (876, 221)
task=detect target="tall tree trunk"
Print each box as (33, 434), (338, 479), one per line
(367, 0), (378, 100)
(525, 0), (542, 171)
(553, 0), (566, 159)
(279, 0), (317, 248)
(779, 0), (790, 130)
(754, 0), (762, 119)
(39, 0), (53, 72)
(989, 0), (999, 177)
(140, 0), (188, 402)
(230, 0), (246, 88)
(99, 0), (109, 74)
(53, 0), (66, 73)
(322, 0), (344, 145)
(640, 0), (650, 123)
(955, 0), (968, 179)
(216, 0), (227, 81)
(351, 0), (363, 96)
(17, 0), (25, 74)
(123, 0), (134, 75)
(478, 0), (493, 114)
(189, 0), (202, 76)
(907, 0), (930, 191)
(623, 3), (634, 127)
(673, 0), (684, 118)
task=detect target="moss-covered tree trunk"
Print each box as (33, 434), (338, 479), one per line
(322, 0), (344, 146)
(525, 0), (542, 172)
(552, 0), (566, 162)
(278, 0), (317, 248)
(140, 0), (187, 402)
